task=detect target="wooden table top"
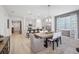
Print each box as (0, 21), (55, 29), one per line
(34, 32), (53, 38)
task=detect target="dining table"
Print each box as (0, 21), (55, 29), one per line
(34, 32), (53, 48)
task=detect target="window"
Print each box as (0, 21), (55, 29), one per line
(56, 14), (77, 31)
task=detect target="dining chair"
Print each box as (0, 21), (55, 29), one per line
(48, 32), (58, 50)
(57, 32), (62, 44)
(29, 33), (44, 53)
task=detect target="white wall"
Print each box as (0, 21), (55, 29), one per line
(0, 6), (10, 36)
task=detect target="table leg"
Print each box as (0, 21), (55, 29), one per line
(44, 38), (48, 48)
(60, 37), (62, 44)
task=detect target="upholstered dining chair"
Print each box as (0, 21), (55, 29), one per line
(57, 32), (62, 44)
(29, 33), (44, 53)
(48, 32), (58, 50)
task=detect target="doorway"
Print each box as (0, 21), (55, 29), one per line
(12, 20), (22, 34)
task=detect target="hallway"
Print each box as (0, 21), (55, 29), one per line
(10, 33), (31, 54)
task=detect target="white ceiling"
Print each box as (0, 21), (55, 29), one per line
(3, 5), (79, 18)
(3, 5), (48, 18)
(50, 5), (79, 16)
